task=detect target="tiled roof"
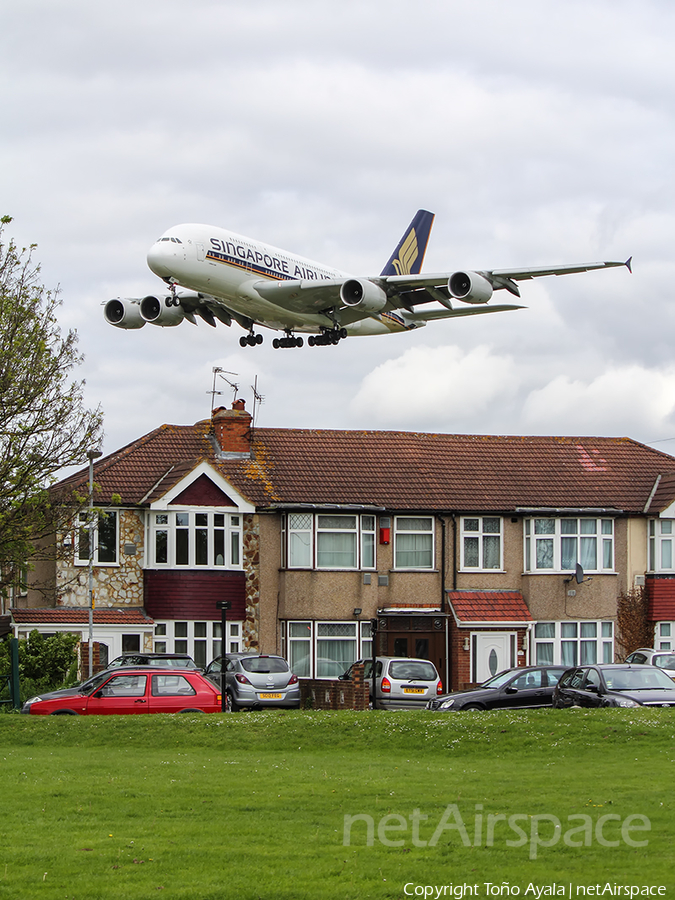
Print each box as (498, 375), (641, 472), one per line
(447, 591), (533, 624)
(54, 423), (675, 514)
(11, 607), (154, 626)
(644, 472), (675, 514)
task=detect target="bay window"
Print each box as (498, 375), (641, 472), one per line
(285, 620), (373, 679)
(524, 517), (614, 573)
(649, 519), (675, 571)
(533, 620), (614, 666)
(149, 510), (242, 569)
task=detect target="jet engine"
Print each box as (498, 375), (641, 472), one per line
(448, 271), (494, 304)
(140, 293), (186, 326)
(103, 298), (146, 329)
(340, 279), (387, 313)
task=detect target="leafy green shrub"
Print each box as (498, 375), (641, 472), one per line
(0, 629), (79, 701)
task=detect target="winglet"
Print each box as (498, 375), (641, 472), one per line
(625, 256), (633, 273)
(380, 210), (435, 277)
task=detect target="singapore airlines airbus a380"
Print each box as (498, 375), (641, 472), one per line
(103, 210), (631, 349)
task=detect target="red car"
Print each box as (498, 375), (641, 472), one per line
(22, 667), (222, 716)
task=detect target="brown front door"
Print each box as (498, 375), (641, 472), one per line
(376, 615), (448, 688)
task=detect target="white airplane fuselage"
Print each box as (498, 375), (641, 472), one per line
(147, 224), (407, 335)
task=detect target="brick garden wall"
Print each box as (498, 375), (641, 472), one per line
(299, 662), (369, 710)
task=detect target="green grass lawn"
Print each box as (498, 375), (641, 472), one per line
(0, 708), (673, 900)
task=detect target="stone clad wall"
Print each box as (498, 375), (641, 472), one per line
(55, 509), (145, 608)
(242, 513), (260, 650)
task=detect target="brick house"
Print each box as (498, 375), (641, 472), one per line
(9, 401), (675, 689)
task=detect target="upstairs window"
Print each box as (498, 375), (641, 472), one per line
(77, 510), (118, 565)
(283, 513), (377, 570)
(149, 511), (242, 569)
(461, 517), (502, 570)
(394, 517), (434, 569)
(524, 518), (614, 573)
(649, 519), (675, 572)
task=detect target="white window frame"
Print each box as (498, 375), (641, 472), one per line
(147, 510), (243, 570)
(393, 516), (435, 570)
(76, 509), (119, 566)
(524, 517), (614, 573)
(153, 619), (243, 665)
(654, 621), (674, 650)
(283, 513), (377, 570)
(532, 620), (614, 667)
(460, 516), (503, 571)
(285, 620), (373, 679)
(649, 519), (675, 572)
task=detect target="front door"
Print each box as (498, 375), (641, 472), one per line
(472, 632), (516, 683)
(377, 615), (448, 689)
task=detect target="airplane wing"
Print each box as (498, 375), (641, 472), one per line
(251, 257), (631, 320)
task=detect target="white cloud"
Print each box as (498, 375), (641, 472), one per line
(350, 344), (519, 428)
(522, 365), (675, 437)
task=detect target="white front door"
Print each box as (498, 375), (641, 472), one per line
(472, 632), (516, 683)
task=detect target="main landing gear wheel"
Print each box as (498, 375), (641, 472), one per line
(308, 328), (348, 347)
(239, 332), (264, 348)
(272, 335), (304, 349)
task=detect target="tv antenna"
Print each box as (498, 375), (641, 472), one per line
(209, 367), (239, 411)
(250, 376), (264, 433)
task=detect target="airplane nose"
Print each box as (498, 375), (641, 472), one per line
(147, 241), (173, 278)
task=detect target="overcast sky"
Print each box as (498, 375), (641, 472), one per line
(3, 0), (675, 464)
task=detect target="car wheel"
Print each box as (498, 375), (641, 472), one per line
(227, 691), (240, 712)
(50, 709), (79, 715)
(178, 709), (205, 714)
(462, 704), (484, 712)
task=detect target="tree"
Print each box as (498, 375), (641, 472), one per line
(0, 216), (103, 600)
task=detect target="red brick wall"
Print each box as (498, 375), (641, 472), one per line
(299, 662), (369, 710)
(144, 570), (246, 620)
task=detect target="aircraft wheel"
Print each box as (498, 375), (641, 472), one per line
(239, 336), (248, 348)
(273, 338), (280, 349)
(308, 335), (315, 347)
(256, 333), (263, 344)
(340, 328), (348, 339)
(296, 336), (304, 348)
(247, 334), (257, 346)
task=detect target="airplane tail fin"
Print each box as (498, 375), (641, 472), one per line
(380, 209), (435, 277)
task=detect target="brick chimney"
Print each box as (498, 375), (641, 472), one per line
(212, 400), (252, 455)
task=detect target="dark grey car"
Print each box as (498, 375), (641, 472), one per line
(427, 666), (567, 712)
(553, 664), (675, 708)
(204, 654), (300, 710)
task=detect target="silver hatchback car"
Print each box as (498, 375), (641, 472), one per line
(204, 653), (301, 711)
(341, 656), (443, 709)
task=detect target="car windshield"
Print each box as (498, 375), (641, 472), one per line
(604, 668), (675, 691)
(241, 658), (289, 674)
(388, 661), (437, 681)
(652, 654), (675, 670)
(82, 671), (117, 695)
(481, 670), (520, 688)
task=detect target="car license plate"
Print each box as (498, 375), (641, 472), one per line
(258, 692), (282, 699)
(402, 687), (425, 694)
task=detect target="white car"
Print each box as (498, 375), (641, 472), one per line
(624, 648), (675, 680)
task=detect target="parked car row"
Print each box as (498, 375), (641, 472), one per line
(21, 648), (675, 716)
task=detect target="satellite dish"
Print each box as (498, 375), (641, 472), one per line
(575, 563), (584, 584)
